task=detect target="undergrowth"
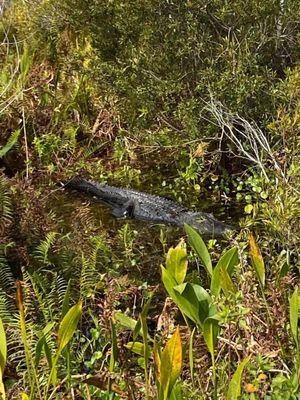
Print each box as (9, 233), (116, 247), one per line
(0, 0), (299, 399)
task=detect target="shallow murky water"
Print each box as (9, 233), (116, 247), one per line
(46, 184), (242, 283)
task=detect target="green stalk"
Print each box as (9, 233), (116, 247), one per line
(212, 353), (217, 400)
(16, 282), (42, 400)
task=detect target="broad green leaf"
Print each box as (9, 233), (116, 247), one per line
(174, 283), (202, 324)
(174, 283), (210, 325)
(160, 327), (182, 400)
(289, 286), (299, 346)
(125, 342), (149, 358)
(161, 265), (178, 301)
(227, 355), (251, 400)
(50, 302), (82, 387)
(218, 247), (239, 276)
(203, 318), (219, 360)
(184, 224), (212, 276)
(211, 247), (238, 296)
(115, 312), (138, 332)
(0, 129), (21, 158)
(166, 241), (188, 284)
(249, 234), (265, 287)
(0, 318), (6, 374)
(57, 300), (82, 354)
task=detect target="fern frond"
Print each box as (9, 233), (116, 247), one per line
(0, 129), (21, 158)
(79, 235), (108, 299)
(33, 232), (58, 266)
(0, 248), (15, 293)
(0, 175), (13, 225)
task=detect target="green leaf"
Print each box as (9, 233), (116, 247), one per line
(35, 321), (55, 367)
(227, 356), (251, 400)
(211, 248), (238, 297)
(289, 286), (299, 346)
(48, 301), (82, 388)
(20, 44), (32, 80)
(0, 129), (21, 158)
(203, 318), (219, 360)
(170, 383), (182, 400)
(174, 283), (210, 325)
(0, 317), (6, 400)
(244, 204), (253, 214)
(220, 247), (239, 276)
(160, 327), (182, 400)
(166, 241), (188, 284)
(161, 265), (178, 301)
(184, 224), (212, 276)
(57, 300), (82, 354)
(189, 327), (196, 385)
(125, 341), (148, 357)
(174, 283), (202, 325)
(115, 312), (138, 332)
(133, 294), (153, 342)
(0, 318), (6, 374)
(249, 234), (265, 287)
(211, 265), (236, 297)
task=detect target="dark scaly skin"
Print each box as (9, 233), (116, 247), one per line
(63, 177), (235, 236)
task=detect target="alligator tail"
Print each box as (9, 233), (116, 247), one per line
(63, 177), (104, 198)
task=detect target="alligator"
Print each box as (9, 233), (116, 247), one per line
(63, 177), (235, 236)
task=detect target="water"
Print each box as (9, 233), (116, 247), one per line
(46, 184), (242, 283)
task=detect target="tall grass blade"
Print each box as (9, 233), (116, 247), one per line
(184, 224), (212, 276)
(249, 234), (265, 287)
(189, 327), (196, 385)
(109, 319), (118, 373)
(0, 317), (6, 400)
(289, 286), (299, 347)
(20, 44), (32, 82)
(57, 300), (82, 354)
(16, 281), (42, 399)
(227, 355), (251, 400)
(48, 300), (82, 389)
(34, 321), (55, 367)
(140, 294), (153, 399)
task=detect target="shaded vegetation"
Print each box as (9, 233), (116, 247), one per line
(0, 0), (299, 399)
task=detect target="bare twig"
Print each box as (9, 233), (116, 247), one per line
(203, 98), (286, 182)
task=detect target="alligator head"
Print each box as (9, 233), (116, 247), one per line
(182, 212), (235, 236)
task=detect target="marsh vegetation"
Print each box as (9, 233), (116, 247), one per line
(0, 1), (299, 399)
